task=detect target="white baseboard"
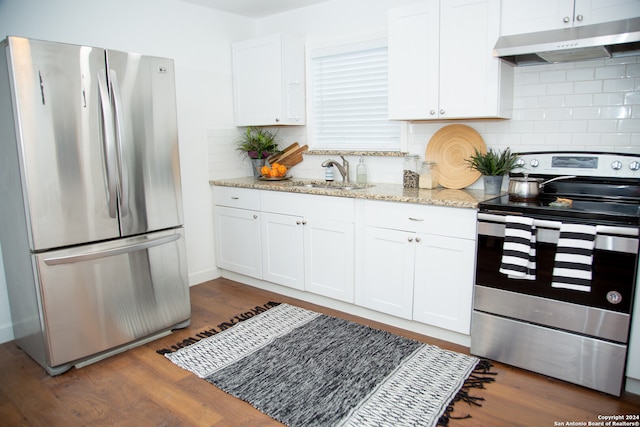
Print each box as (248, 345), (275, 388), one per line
(0, 322), (14, 344)
(189, 267), (220, 286)
(626, 377), (640, 395)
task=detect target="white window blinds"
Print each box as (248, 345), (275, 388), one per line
(310, 40), (401, 150)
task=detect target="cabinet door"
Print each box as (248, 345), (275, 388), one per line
(261, 212), (304, 290)
(304, 219), (354, 303)
(413, 234), (475, 334)
(501, 0), (574, 35)
(360, 227), (415, 319)
(233, 34), (283, 126)
(232, 33), (305, 126)
(388, 1), (439, 120)
(575, 0), (640, 26)
(439, 0), (506, 119)
(214, 206), (262, 279)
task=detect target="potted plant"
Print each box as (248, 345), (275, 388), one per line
(235, 127), (282, 177)
(466, 147), (518, 194)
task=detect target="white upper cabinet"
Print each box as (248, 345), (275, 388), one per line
(501, 0), (640, 36)
(232, 33), (306, 126)
(388, 0), (513, 121)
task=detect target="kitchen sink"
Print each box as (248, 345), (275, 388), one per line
(292, 182), (374, 191)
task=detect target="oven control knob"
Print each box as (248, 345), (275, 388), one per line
(515, 158), (525, 167)
(606, 291), (622, 305)
(612, 160), (622, 170)
(629, 161), (640, 171)
(530, 159), (539, 168)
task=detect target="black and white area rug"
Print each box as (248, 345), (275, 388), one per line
(159, 302), (495, 427)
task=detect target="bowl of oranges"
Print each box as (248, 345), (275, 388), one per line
(259, 162), (289, 180)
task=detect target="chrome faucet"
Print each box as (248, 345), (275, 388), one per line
(321, 156), (350, 183)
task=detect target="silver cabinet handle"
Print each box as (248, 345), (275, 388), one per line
(408, 217), (424, 221)
(231, 197), (240, 200)
(44, 234), (180, 266)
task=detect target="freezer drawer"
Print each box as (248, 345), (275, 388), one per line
(34, 228), (190, 368)
(471, 311), (627, 396)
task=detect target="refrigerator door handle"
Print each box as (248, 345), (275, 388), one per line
(97, 70), (118, 218)
(43, 233), (181, 266)
(109, 69), (130, 217)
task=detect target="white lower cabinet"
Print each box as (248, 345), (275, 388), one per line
(361, 226), (416, 319)
(260, 192), (355, 301)
(261, 212), (305, 290)
(413, 234), (476, 334)
(358, 200), (476, 334)
(213, 206), (262, 279)
(213, 187), (477, 335)
(304, 218), (355, 303)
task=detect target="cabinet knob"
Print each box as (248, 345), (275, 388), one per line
(253, 214), (258, 219)
(563, 16), (570, 23)
(415, 237), (421, 243)
(275, 118), (280, 122)
(296, 220), (302, 225)
(407, 237), (414, 242)
(430, 110), (436, 116)
(439, 109), (445, 115)
(576, 14), (583, 22)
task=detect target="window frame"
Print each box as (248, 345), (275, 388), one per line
(305, 34), (403, 152)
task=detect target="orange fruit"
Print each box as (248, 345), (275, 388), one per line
(277, 164), (287, 176)
(261, 165), (270, 176)
(269, 168), (279, 177)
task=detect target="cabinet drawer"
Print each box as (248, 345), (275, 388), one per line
(261, 191), (354, 221)
(213, 186), (261, 210)
(364, 200), (476, 239)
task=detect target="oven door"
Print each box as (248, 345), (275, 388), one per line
(475, 213), (638, 343)
(477, 213), (638, 314)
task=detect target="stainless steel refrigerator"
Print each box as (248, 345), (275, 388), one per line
(0, 36), (191, 375)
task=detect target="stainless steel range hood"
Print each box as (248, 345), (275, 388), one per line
(494, 17), (640, 66)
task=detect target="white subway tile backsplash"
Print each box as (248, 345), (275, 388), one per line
(587, 119), (619, 133)
(566, 67), (595, 81)
(565, 94), (593, 107)
(595, 65), (627, 79)
(604, 78), (635, 92)
(600, 106), (631, 120)
(574, 80), (602, 94)
(594, 93), (624, 106)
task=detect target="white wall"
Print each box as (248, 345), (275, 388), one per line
(0, 0), (257, 343)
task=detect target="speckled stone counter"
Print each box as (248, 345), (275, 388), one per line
(210, 177), (501, 209)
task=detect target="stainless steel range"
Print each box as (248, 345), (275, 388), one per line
(471, 151), (640, 396)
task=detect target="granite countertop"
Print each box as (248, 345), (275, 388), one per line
(210, 177), (501, 209)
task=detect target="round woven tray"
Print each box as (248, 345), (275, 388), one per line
(425, 124), (487, 189)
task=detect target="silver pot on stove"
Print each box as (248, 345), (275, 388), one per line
(508, 175), (576, 202)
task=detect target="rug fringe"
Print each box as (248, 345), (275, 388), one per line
(437, 359), (496, 426)
(156, 302), (280, 355)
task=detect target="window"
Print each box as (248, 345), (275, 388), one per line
(309, 38), (401, 151)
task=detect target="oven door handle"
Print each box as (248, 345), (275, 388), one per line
(478, 213), (639, 237)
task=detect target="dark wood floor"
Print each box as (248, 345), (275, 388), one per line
(1, 278), (639, 426)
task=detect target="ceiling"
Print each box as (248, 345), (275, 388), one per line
(182, 0), (332, 18)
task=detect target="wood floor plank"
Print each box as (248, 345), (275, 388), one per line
(0, 277), (638, 426)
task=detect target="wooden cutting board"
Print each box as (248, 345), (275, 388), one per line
(268, 143), (308, 167)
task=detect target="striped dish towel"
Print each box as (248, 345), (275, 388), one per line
(499, 216), (537, 280)
(551, 223), (597, 292)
